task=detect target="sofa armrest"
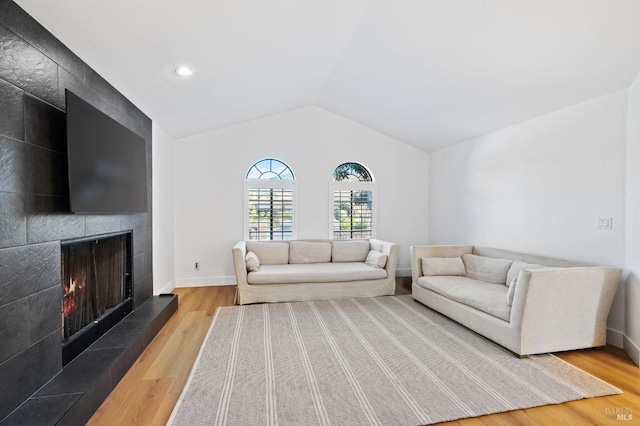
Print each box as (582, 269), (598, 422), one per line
(370, 239), (400, 278)
(510, 266), (621, 354)
(232, 241), (248, 288)
(410, 245), (474, 284)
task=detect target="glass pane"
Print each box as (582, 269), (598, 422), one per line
(62, 235), (128, 340)
(331, 162), (372, 182)
(246, 158), (294, 180)
(332, 189), (372, 239)
(246, 167), (262, 180)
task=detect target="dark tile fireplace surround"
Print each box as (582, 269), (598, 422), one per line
(0, 2), (177, 424)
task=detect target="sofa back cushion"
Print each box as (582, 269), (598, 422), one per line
(246, 242), (290, 265)
(506, 260), (547, 287)
(331, 240), (370, 262)
(462, 254), (513, 284)
(289, 241), (332, 264)
(422, 257), (465, 276)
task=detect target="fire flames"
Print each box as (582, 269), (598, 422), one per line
(63, 277), (86, 317)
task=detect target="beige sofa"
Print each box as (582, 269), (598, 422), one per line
(411, 245), (621, 356)
(233, 239), (399, 305)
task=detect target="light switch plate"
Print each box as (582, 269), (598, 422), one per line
(597, 217), (613, 230)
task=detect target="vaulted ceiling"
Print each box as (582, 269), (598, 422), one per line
(15, 0), (640, 152)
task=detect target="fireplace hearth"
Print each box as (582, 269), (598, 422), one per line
(61, 231), (133, 365)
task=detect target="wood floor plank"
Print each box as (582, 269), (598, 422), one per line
(143, 310), (208, 381)
(88, 283), (640, 425)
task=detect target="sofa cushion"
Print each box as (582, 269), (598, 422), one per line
(245, 251), (260, 272)
(506, 260), (547, 287)
(462, 254), (512, 284)
(246, 242), (289, 265)
(416, 275), (511, 321)
(507, 278), (517, 306)
(332, 240), (370, 262)
(422, 257), (465, 276)
(289, 241), (332, 264)
(365, 250), (388, 269)
(247, 262), (387, 285)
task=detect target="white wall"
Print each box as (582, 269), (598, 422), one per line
(625, 72), (640, 365)
(173, 106), (429, 286)
(152, 123), (176, 294)
(429, 91), (628, 343)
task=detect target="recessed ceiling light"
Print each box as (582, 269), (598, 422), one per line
(175, 66), (193, 77)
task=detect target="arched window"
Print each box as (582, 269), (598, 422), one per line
(330, 162), (375, 239)
(245, 159), (295, 240)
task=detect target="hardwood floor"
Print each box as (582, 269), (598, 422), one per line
(88, 282), (640, 425)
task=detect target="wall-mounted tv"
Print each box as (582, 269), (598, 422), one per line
(66, 89), (148, 214)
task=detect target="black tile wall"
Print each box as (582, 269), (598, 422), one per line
(0, 192), (26, 249)
(0, 1), (23, 36)
(0, 241), (60, 307)
(57, 67), (100, 112)
(0, 79), (24, 141)
(85, 215), (122, 236)
(0, 298), (29, 364)
(121, 213), (143, 232)
(0, 23), (60, 107)
(134, 276), (153, 309)
(26, 195), (85, 243)
(21, 12), (84, 79)
(85, 67), (124, 112)
(0, 331), (61, 420)
(132, 225), (144, 257)
(24, 144), (65, 196)
(0, 1), (153, 421)
(133, 253), (144, 284)
(28, 286), (62, 345)
(0, 137), (25, 193)
(24, 94), (66, 153)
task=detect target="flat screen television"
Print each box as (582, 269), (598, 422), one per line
(66, 89), (148, 214)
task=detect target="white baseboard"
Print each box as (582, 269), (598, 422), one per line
(623, 334), (640, 367)
(607, 328), (640, 367)
(157, 280), (176, 294)
(607, 328), (625, 348)
(175, 276), (236, 288)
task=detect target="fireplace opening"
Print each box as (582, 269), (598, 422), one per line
(61, 231), (133, 366)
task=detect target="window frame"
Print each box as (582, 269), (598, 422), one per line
(244, 159), (296, 241)
(329, 163), (377, 240)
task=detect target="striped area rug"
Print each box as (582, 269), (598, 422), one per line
(169, 295), (620, 425)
